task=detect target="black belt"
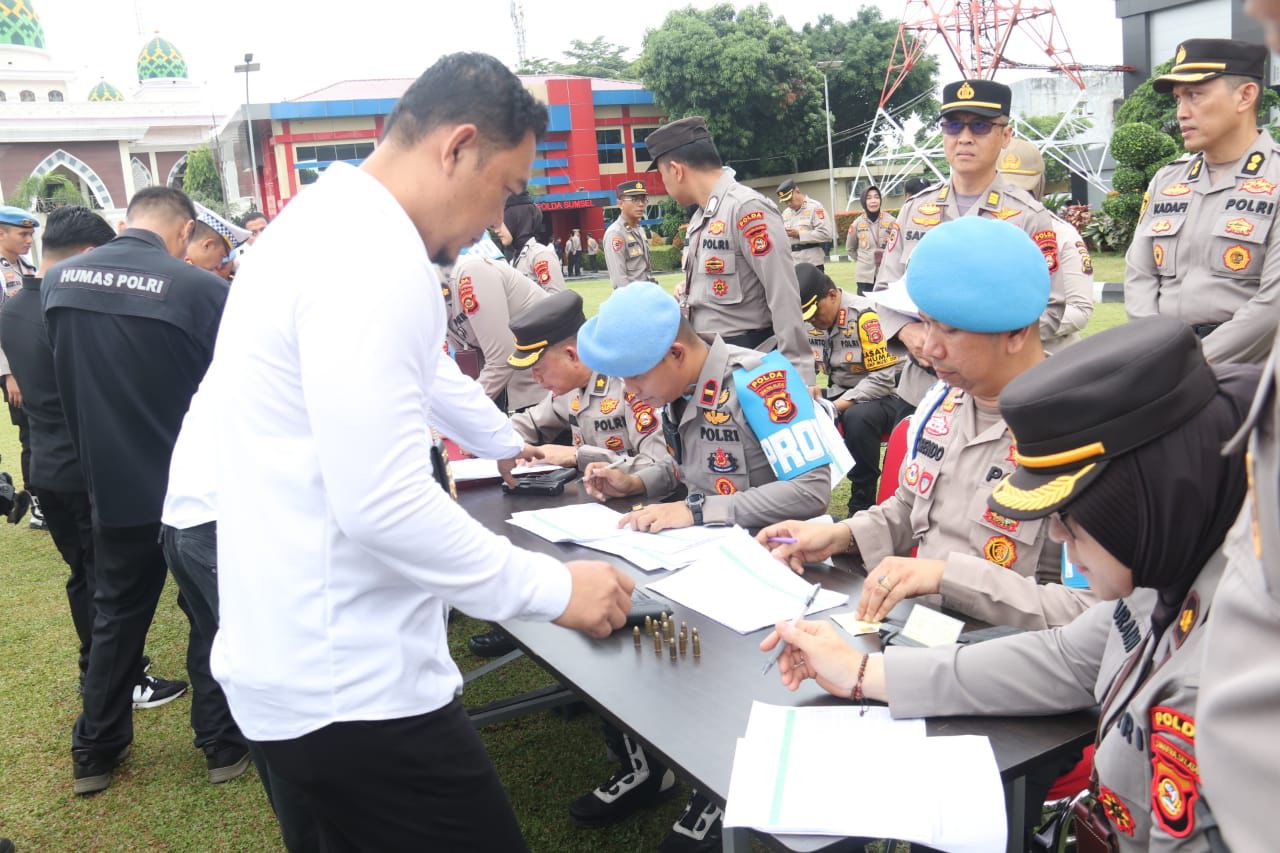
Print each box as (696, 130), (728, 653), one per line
(1192, 323), (1221, 339)
(723, 328), (774, 350)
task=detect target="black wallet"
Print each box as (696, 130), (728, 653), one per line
(501, 467), (579, 496)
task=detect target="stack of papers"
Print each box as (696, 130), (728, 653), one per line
(646, 529), (847, 632)
(724, 702), (1007, 853)
(508, 503), (735, 572)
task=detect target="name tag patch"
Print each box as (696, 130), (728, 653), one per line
(57, 266), (171, 299)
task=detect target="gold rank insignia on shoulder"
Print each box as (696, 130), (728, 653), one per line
(917, 202), (940, 216)
(986, 191), (1001, 208)
(1188, 157), (1204, 180)
(595, 375), (608, 393)
(937, 185), (950, 201)
(1244, 152), (1265, 175)
(957, 81), (975, 100)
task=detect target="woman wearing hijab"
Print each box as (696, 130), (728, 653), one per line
(845, 185), (896, 294)
(760, 316), (1259, 851)
(497, 192), (566, 294)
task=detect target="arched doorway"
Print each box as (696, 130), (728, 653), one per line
(29, 149), (115, 210)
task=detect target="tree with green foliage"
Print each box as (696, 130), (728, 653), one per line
(516, 38), (637, 79)
(798, 10), (938, 170)
(1116, 60), (1280, 145)
(515, 57), (558, 75)
(638, 4), (825, 180)
(5, 173), (93, 211)
(182, 144), (224, 208)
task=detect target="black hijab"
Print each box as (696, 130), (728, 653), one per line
(1068, 364), (1260, 625)
(503, 193), (542, 262)
(860, 185), (882, 223)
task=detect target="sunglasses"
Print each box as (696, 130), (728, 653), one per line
(939, 118), (1008, 136)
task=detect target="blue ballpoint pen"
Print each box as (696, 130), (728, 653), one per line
(761, 582), (822, 675)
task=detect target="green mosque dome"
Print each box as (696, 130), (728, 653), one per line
(87, 80), (123, 102)
(137, 35), (188, 81)
(0, 0), (46, 49)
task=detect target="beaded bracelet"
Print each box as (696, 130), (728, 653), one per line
(852, 653), (871, 716)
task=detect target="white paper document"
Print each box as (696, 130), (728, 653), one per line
(813, 411), (856, 488)
(830, 612), (883, 637)
(900, 604), (965, 647)
(450, 458), (561, 482)
(508, 502), (625, 543)
(646, 529), (848, 632)
(724, 702), (1006, 853)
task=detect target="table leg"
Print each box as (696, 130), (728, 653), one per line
(1004, 775), (1027, 853)
(722, 826), (751, 853)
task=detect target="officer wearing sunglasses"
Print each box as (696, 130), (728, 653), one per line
(871, 79), (1070, 411)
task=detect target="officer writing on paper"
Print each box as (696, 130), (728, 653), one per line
(1125, 39), (1280, 364)
(578, 282), (832, 533)
(761, 316), (1259, 851)
(508, 289), (677, 496)
(762, 219), (1098, 632)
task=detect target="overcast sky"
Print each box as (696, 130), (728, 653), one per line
(39, 0), (1123, 112)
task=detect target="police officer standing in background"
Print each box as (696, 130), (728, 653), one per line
(846, 186), (896, 294)
(0, 205), (41, 528)
(603, 180), (652, 288)
(644, 116), (815, 383)
(1125, 39), (1280, 364)
(43, 187), (229, 795)
(777, 179), (834, 269)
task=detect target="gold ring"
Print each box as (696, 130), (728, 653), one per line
(877, 575), (894, 592)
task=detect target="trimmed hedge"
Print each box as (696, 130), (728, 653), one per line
(590, 245), (683, 273)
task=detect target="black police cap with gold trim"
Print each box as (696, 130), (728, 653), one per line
(1154, 39), (1267, 94)
(988, 317), (1219, 520)
(508, 289), (587, 369)
(795, 262), (833, 322)
(643, 116), (712, 171)
(616, 180), (647, 199)
(776, 179), (798, 203)
(940, 79), (1012, 119)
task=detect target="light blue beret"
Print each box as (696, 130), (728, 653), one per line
(906, 217), (1050, 333)
(0, 206), (38, 228)
(577, 281), (681, 377)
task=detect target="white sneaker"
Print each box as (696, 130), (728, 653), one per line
(132, 674), (187, 709)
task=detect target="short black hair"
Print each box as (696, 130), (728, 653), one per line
(41, 206), (115, 261)
(383, 53), (548, 151)
(127, 186), (197, 223)
(189, 220), (230, 253)
(240, 211), (267, 227)
(1220, 74), (1263, 115)
(657, 137), (722, 171)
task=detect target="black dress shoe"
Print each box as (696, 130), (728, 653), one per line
(72, 745), (130, 795)
(467, 629), (516, 658)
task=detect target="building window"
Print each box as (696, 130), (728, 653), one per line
(597, 129), (624, 165)
(295, 142), (375, 164)
(48, 90), (64, 102)
(20, 90), (35, 102)
(633, 128), (657, 164)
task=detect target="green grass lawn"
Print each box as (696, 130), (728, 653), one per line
(0, 255), (1129, 851)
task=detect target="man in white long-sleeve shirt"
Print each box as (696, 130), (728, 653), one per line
(205, 53), (633, 851)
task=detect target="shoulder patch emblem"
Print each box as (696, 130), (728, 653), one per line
(1076, 241), (1094, 275)
(1223, 244), (1252, 272)
(737, 210), (765, 231)
(746, 369), (797, 424)
(816, 208), (826, 220)
(1152, 706), (1196, 743)
(1033, 229), (1058, 273)
(459, 277), (479, 315)
(745, 224), (772, 257)
(1152, 750), (1200, 838)
(632, 400), (658, 434)
(612, 236), (624, 253)
(534, 259), (552, 285)
(1097, 786), (1135, 837)
(983, 535), (1017, 568)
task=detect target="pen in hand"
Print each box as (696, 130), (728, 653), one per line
(762, 582), (822, 676)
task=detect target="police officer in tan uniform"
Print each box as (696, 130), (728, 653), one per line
(1126, 39), (1280, 365)
(498, 192), (566, 294)
(875, 79), (1068, 406)
(603, 180), (652, 288)
(0, 206), (41, 529)
(643, 117), (815, 383)
(572, 280), (831, 850)
(765, 219), (1094, 632)
(846, 185), (896, 293)
(441, 252), (546, 412)
(506, 289), (677, 497)
(997, 137), (1095, 352)
(777, 179), (834, 269)
(797, 263), (907, 514)
(763, 316), (1259, 852)
(1198, 328), (1280, 849)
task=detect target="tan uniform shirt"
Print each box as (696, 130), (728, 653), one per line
(887, 553), (1227, 851)
(441, 255), (546, 411)
(1126, 132), (1280, 365)
(603, 217), (651, 288)
(669, 335), (831, 527)
(1043, 216), (1095, 353)
(845, 383), (1092, 630)
(683, 170), (815, 383)
(514, 239), (567, 295)
(875, 176), (1075, 404)
(1199, 333), (1280, 850)
(846, 212), (898, 283)
(782, 196), (834, 266)
(817, 289), (903, 404)
(510, 373), (678, 499)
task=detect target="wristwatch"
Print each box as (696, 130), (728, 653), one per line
(686, 492), (705, 526)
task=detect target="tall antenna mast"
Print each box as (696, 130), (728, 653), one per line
(510, 1), (528, 68)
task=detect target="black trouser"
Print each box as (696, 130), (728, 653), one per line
(568, 252), (582, 277)
(5, 400), (30, 486)
(73, 522), (166, 755)
(251, 699), (528, 853)
(160, 522), (246, 754)
(839, 393), (915, 513)
(856, 281), (874, 296)
(35, 488), (96, 674)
